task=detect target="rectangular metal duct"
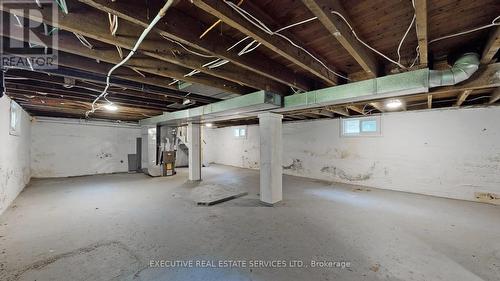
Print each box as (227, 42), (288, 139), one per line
(280, 68), (430, 111)
(140, 90), (281, 126)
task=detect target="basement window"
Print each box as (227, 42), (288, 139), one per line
(9, 101), (21, 136)
(233, 127), (247, 139)
(341, 116), (381, 137)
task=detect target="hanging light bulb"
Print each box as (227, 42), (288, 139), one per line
(386, 99), (402, 109)
(103, 103), (118, 111)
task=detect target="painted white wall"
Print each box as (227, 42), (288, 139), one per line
(31, 118), (141, 178)
(0, 96), (31, 215)
(203, 107), (500, 202)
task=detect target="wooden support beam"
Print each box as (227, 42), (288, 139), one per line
(189, 0), (340, 86)
(427, 94), (432, 109)
(414, 0), (428, 66)
(301, 0), (378, 77)
(317, 109), (335, 118)
(78, 0), (314, 91)
(0, 3), (288, 93)
(0, 11), (250, 95)
(53, 53), (219, 104)
(481, 27), (500, 64)
(6, 83), (173, 111)
(5, 69), (180, 103)
(369, 102), (384, 113)
(489, 88), (500, 104)
(346, 105), (365, 115)
(456, 90), (472, 106)
(325, 106), (350, 117)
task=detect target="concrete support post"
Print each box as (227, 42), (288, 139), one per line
(187, 122), (201, 181)
(258, 112), (283, 205)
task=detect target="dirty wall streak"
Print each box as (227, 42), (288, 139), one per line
(203, 107), (500, 203)
(0, 96), (31, 215)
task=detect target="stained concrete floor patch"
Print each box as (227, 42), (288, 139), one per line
(13, 241), (141, 281)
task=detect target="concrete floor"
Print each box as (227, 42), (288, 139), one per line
(0, 164), (499, 281)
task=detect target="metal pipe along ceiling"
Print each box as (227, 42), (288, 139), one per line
(429, 53), (480, 88)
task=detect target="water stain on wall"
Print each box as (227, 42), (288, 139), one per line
(320, 162), (377, 181)
(97, 152), (112, 159)
(283, 159), (304, 172)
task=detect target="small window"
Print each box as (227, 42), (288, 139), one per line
(233, 127), (247, 139)
(341, 116), (381, 137)
(9, 101), (21, 136)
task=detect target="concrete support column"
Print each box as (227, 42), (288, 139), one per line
(258, 113), (283, 205)
(187, 122), (201, 181)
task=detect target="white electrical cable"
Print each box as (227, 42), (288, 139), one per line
(409, 15), (500, 67)
(397, 11), (416, 64)
(34, 0), (42, 8)
(108, 13), (119, 36)
(184, 69), (201, 77)
(86, 0), (175, 117)
(161, 34), (216, 58)
(329, 11), (407, 69)
(429, 15), (500, 45)
(73, 32), (94, 49)
(224, 0), (349, 80)
(55, 0), (68, 14)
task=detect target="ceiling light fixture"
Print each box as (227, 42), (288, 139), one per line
(205, 123), (213, 128)
(103, 103), (118, 111)
(386, 99), (402, 109)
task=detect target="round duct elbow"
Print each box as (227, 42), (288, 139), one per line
(429, 53), (480, 88)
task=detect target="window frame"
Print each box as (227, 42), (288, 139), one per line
(233, 126), (247, 139)
(9, 101), (21, 136)
(340, 116), (382, 137)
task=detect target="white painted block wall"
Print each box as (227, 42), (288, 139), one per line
(31, 118), (141, 178)
(0, 96), (31, 215)
(203, 107), (500, 202)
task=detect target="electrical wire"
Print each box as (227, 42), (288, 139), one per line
(409, 15), (500, 67)
(85, 0), (175, 117)
(73, 32), (93, 49)
(430, 16), (500, 44)
(161, 34), (216, 58)
(397, 0), (416, 65)
(224, 0), (348, 80)
(108, 13), (119, 36)
(55, 0), (68, 14)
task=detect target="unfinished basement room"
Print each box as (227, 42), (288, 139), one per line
(1, 0), (500, 280)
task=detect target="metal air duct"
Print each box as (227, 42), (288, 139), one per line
(429, 53), (480, 88)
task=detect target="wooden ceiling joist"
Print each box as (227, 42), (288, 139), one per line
(301, 0), (378, 77)
(489, 88), (500, 104)
(78, 0), (314, 91)
(346, 105), (365, 115)
(189, 0), (340, 86)
(5, 83), (172, 112)
(456, 90), (472, 106)
(414, 0), (428, 67)
(481, 27), (500, 64)
(0, 17), (250, 96)
(5, 69), (180, 104)
(0, 2), (288, 94)
(325, 106), (350, 117)
(53, 53), (220, 104)
(369, 102), (385, 113)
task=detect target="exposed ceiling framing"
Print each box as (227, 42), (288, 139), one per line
(0, 0), (498, 122)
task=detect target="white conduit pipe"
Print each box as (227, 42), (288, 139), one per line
(86, 0), (175, 117)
